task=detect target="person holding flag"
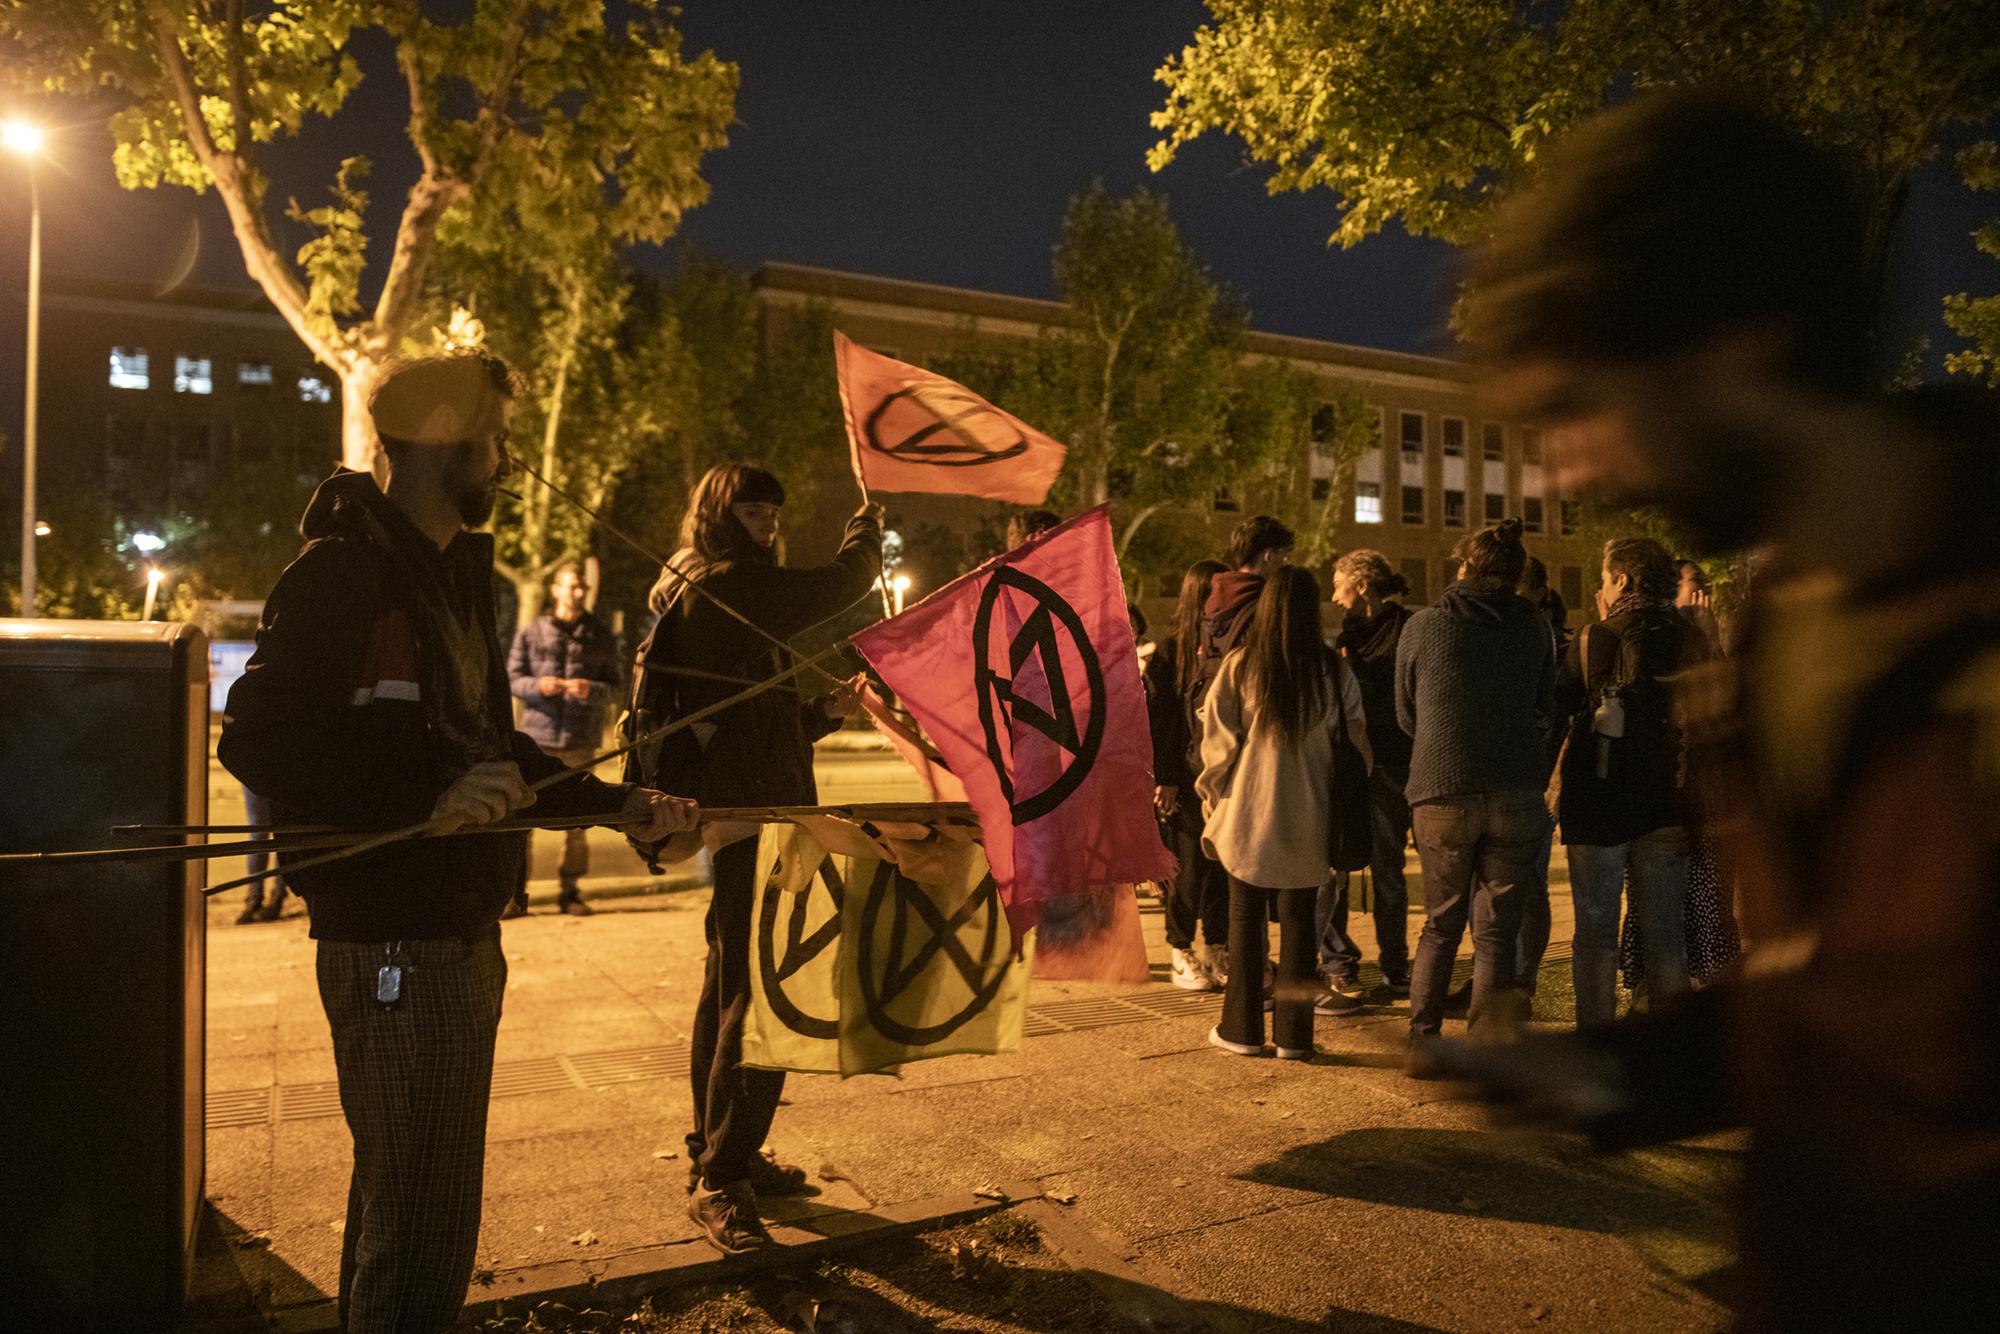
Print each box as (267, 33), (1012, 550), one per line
(631, 462), (882, 1256)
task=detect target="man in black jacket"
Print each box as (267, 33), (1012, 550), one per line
(221, 352), (695, 1334)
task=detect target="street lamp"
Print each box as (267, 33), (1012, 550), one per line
(4, 117), (44, 615)
(892, 573), (911, 616)
(142, 566), (165, 622)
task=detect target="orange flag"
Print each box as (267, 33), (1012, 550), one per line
(833, 331), (1066, 504)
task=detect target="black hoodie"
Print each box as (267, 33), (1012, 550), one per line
(220, 468), (631, 941)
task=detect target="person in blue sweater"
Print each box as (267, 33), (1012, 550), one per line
(1394, 518), (1554, 1059)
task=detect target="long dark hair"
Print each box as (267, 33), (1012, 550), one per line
(678, 462), (786, 562)
(1239, 565), (1334, 744)
(1172, 559), (1227, 696)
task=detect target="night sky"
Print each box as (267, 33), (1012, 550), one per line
(0, 0), (1991, 388)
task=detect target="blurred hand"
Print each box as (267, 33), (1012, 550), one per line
(856, 501), (886, 528)
(538, 675), (563, 698)
(429, 761), (535, 835)
(562, 678), (592, 702)
(821, 681), (858, 721)
(1678, 586), (1712, 612)
(620, 788), (698, 843)
(1154, 785), (1179, 818)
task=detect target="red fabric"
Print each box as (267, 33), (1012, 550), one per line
(834, 332), (1065, 504)
(851, 507), (1176, 932)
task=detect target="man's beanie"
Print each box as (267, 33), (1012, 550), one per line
(369, 352), (516, 447)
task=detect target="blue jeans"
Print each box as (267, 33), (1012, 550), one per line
(1567, 826), (1691, 1028)
(1408, 789), (1550, 1037)
(1315, 765), (1413, 982)
(1512, 825), (1555, 992)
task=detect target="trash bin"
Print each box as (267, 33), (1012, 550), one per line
(0, 619), (207, 1327)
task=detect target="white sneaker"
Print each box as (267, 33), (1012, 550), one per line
(1170, 948), (1217, 992)
(1207, 1025), (1264, 1057)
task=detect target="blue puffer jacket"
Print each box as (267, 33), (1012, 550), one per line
(508, 611), (622, 750)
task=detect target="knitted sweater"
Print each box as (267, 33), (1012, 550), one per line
(1394, 579), (1555, 806)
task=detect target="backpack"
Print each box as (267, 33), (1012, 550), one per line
(1579, 616), (1686, 804)
(618, 584), (706, 870)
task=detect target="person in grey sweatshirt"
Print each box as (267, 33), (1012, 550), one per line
(1394, 518), (1554, 1055)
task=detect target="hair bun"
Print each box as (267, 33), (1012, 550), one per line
(1380, 572), (1411, 597)
(1493, 517), (1525, 545)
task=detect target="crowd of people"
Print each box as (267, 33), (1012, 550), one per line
(211, 86), (1998, 1332)
(1141, 508), (1730, 1065)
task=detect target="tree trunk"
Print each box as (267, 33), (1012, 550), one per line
(340, 366), (382, 477)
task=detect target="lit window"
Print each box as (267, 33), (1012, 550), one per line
(1484, 492), (1505, 523)
(1354, 481), (1383, 524)
(1443, 489), (1466, 528)
(109, 347), (150, 391)
(298, 374), (333, 404)
(1524, 496), (1545, 533)
(1401, 485), (1425, 525)
(1213, 488), (1240, 513)
(173, 356), (213, 395)
(1560, 499), (1579, 536)
(1442, 418), (1466, 457)
(238, 361), (273, 387)
(1482, 423), (1504, 462)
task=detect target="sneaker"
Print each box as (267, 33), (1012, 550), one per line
(560, 895), (594, 917)
(1201, 944), (1229, 987)
(1207, 1025), (1265, 1058)
(688, 1151), (814, 1198)
(1313, 989), (1365, 1018)
(1325, 973), (1365, 999)
(1170, 947), (1217, 992)
(1275, 1045), (1313, 1061)
(255, 899), (287, 922)
(687, 1180), (772, 1256)
(1405, 1033), (1450, 1081)
(1379, 973), (1412, 999)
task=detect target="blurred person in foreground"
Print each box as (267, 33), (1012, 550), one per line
(1453, 88), (2000, 1327)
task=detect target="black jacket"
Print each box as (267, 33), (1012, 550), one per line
(1335, 602), (1414, 777)
(1554, 606), (1710, 846)
(1143, 640), (1195, 795)
(635, 514), (881, 808)
(219, 469), (632, 941)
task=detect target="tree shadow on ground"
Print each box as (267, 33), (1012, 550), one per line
(177, 1201), (329, 1331)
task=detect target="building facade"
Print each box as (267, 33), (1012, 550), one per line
(752, 262), (1598, 624)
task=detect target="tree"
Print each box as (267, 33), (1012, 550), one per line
(1945, 140), (2000, 385)
(1150, 1), (2000, 294)
(1, 0), (736, 472)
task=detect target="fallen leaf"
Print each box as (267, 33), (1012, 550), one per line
(329, 1220), (345, 1234)
(1171, 1178), (1189, 1189)
(652, 1148), (679, 1160)
(818, 1161), (850, 1183)
(1044, 1190), (1077, 1206)
(1250, 1097), (1266, 1106)
(230, 1234), (272, 1250)
(1277, 1110), (1295, 1120)
(950, 1241), (1000, 1282)
(972, 1184), (1008, 1201)
(1080, 1133), (1095, 1141)
(777, 1289), (821, 1333)
(569, 1229), (599, 1247)
(1528, 1303), (1550, 1321)
(533, 1225), (545, 1234)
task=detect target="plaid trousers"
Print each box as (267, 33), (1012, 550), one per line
(317, 927), (507, 1334)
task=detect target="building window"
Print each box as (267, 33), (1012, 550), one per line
(1482, 423), (1504, 462)
(298, 374), (334, 405)
(1354, 480), (1383, 524)
(1399, 411), (1424, 458)
(173, 356), (213, 395)
(1310, 402), (1337, 444)
(1399, 557), (1429, 604)
(238, 361), (274, 388)
(1213, 488), (1240, 513)
(233, 420), (272, 464)
(1443, 489), (1466, 528)
(1560, 499), (1579, 536)
(1484, 492), (1505, 523)
(106, 416), (147, 498)
(1524, 496), (1545, 533)
(170, 420), (212, 497)
(1401, 485), (1425, 525)
(1441, 417), (1466, 458)
(1522, 428), (1543, 466)
(1560, 565), (1585, 611)
(1311, 477), (1332, 502)
(109, 347), (151, 391)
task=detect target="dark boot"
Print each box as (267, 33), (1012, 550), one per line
(687, 1180), (771, 1255)
(558, 879), (593, 916)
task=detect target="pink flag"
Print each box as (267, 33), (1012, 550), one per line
(833, 331), (1066, 504)
(850, 507), (1175, 932)
(856, 683), (969, 803)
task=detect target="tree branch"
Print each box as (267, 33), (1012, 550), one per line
(145, 3), (341, 370)
(224, 0), (250, 159)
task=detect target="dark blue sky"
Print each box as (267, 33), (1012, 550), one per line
(0, 0), (1990, 373)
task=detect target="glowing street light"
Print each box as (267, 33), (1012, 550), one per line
(5, 115), (45, 613)
(132, 530), (165, 554)
(142, 566), (165, 622)
(32, 520), (49, 538)
(892, 573), (912, 617)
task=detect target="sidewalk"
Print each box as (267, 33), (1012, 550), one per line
(189, 844), (1737, 1333)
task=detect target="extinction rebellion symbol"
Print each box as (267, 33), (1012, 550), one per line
(756, 856), (844, 1041)
(973, 565), (1106, 825)
(856, 862), (1011, 1046)
(864, 381), (1029, 468)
